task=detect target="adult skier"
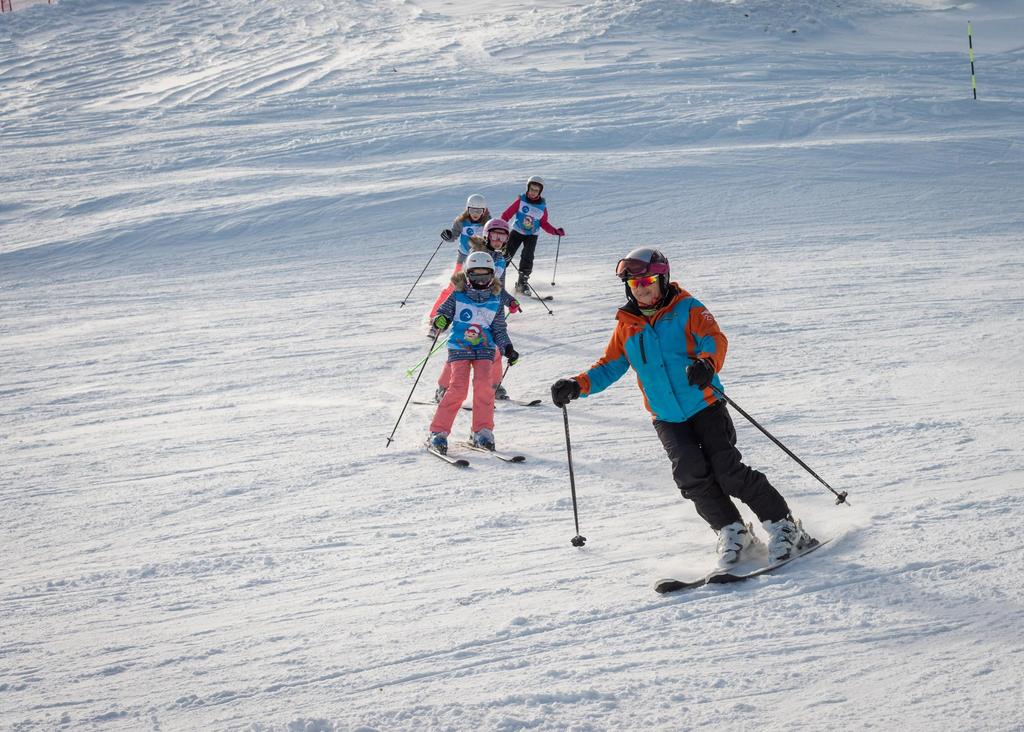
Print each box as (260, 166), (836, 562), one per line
(500, 175), (565, 295)
(549, 247), (814, 567)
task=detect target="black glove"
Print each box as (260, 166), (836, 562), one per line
(504, 344), (519, 365)
(432, 314), (450, 331)
(686, 358), (715, 389)
(551, 378), (581, 407)
(441, 228), (453, 241)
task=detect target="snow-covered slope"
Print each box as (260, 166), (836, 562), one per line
(2, 0), (1023, 729)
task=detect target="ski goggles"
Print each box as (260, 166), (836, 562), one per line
(487, 229), (509, 240)
(467, 207), (485, 217)
(466, 268), (494, 286)
(625, 274), (660, 289)
(616, 257), (669, 280)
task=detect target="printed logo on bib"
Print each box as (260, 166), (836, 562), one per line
(459, 308), (474, 322)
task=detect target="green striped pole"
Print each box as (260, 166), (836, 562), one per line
(968, 22), (977, 100)
(405, 333), (450, 377)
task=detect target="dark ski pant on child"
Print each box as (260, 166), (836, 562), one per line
(653, 400), (789, 531)
(506, 231), (539, 282)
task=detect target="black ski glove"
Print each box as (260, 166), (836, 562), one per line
(433, 314), (450, 331)
(441, 228), (454, 241)
(686, 358), (715, 389)
(551, 378), (581, 407)
(504, 344), (519, 365)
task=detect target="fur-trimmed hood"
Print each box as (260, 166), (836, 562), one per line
(451, 270), (503, 296)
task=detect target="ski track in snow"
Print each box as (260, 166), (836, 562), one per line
(2, 0), (1024, 729)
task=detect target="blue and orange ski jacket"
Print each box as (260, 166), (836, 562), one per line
(575, 284), (727, 423)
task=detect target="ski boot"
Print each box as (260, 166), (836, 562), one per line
(763, 515), (812, 563)
(433, 385), (447, 403)
(428, 432), (448, 454)
(470, 428), (495, 451)
(715, 521), (760, 569)
(494, 384), (510, 401)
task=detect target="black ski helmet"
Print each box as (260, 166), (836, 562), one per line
(616, 247), (670, 304)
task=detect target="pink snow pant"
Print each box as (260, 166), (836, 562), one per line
(429, 359), (495, 435)
(439, 348), (502, 390)
(429, 262), (463, 317)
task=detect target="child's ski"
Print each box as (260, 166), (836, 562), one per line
(427, 447), (469, 467)
(462, 398), (541, 411)
(460, 443), (526, 463)
(525, 292), (553, 302)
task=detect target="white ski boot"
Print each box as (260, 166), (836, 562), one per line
(715, 521), (760, 569)
(763, 515), (812, 563)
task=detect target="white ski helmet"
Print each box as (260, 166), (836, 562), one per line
(464, 250), (496, 289)
(466, 193), (487, 210)
(526, 175), (545, 192)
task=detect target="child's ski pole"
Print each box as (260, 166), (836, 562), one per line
(387, 331), (442, 447)
(405, 334), (450, 377)
(551, 235), (561, 286)
(400, 237), (446, 307)
(507, 261), (554, 316)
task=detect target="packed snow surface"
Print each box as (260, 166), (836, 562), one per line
(2, 0), (1023, 729)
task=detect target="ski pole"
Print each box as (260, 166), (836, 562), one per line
(710, 384), (850, 506)
(405, 334), (450, 377)
(551, 235), (561, 286)
(495, 362), (511, 390)
(968, 21), (977, 100)
(399, 238), (446, 308)
(561, 405), (587, 547)
(507, 261), (554, 316)
(386, 330), (442, 447)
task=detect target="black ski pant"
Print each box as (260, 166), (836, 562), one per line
(506, 231), (538, 282)
(654, 400), (789, 531)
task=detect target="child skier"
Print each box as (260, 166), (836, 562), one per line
(434, 218), (521, 403)
(429, 250), (519, 453)
(428, 193), (491, 337)
(550, 247), (814, 567)
(500, 175), (565, 295)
